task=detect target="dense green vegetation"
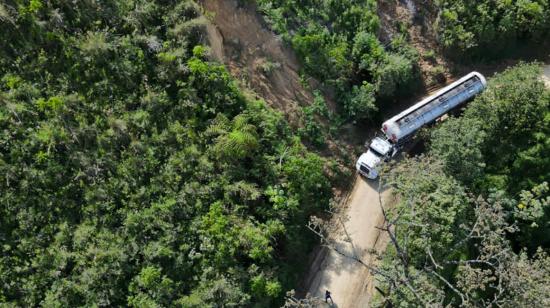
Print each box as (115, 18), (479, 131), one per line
(431, 64), (549, 194)
(256, 0), (419, 121)
(2, 0), (549, 306)
(0, 0), (333, 306)
(376, 64), (550, 306)
(435, 0), (550, 54)
(431, 63), (550, 254)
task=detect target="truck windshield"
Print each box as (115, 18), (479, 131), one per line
(369, 146), (384, 157)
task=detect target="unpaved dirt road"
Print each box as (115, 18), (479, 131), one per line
(301, 177), (392, 307)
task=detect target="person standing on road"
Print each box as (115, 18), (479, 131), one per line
(325, 290), (333, 304)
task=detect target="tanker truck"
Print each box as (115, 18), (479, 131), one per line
(356, 72), (487, 179)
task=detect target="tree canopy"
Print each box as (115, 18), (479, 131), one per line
(431, 63), (549, 194)
(0, 0), (333, 306)
(435, 0), (550, 54)
(256, 0), (419, 121)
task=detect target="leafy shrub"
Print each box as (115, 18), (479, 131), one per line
(257, 0), (418, 121)
(374, 53), (417, 98)
(435, 0), (550, 54)
(345, 81), (377, 121)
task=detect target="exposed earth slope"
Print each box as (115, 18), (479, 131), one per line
(201, 0), (313, 125)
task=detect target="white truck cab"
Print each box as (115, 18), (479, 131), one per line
(355, 137), (394, 179)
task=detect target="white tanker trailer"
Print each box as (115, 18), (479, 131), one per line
(356, 72), (487, 179)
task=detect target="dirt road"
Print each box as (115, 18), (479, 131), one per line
(301, 177), (392, 307)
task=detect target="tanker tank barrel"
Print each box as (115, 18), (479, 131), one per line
(382, 72), (487, 144)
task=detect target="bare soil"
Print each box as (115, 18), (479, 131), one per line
(199, 3), (391, 306)
(200, 0), (314, 125)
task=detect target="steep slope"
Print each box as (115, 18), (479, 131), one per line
(200, 0), (315, 125)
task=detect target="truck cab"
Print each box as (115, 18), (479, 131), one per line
(355, 137), (394, 179)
